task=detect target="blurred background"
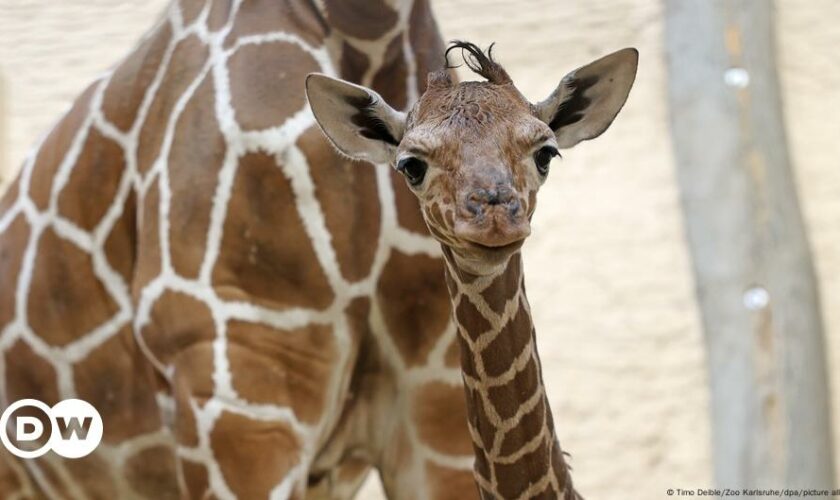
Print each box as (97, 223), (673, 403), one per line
(0, 1), (837, 498)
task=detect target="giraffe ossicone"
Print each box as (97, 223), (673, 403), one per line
(308, 40), (638, 499)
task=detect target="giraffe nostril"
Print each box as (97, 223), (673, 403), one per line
(465, 187), (518, 215)
(486, 190), (502, 206)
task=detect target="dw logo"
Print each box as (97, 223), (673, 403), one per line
(0, 399), (103, 459)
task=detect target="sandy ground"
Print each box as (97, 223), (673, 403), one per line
(0, 1), (837, 499)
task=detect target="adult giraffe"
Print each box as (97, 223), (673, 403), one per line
(307, 42), (637, 498)
(0, 0), (478, 498)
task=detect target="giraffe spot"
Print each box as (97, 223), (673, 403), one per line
(390, 170), (430, 235)
(137, 35), (208, 175)
(425, 461), (479, 500)
(497, 393), (546, 457)
(480, 298), (533, 378)
(493, 437), (550, 499)
(0, 174), (20, 217)
(376, 250), (450, 367)
(134, 180), (161, 294)
(480, 255), (521, 315)
(102, 22), (172, 131)
(444, 209), (455, 230)
(487, 357), (540, 422)
(29, 82), (98, 210)
(73, 327), (162, 443)
(207, 0), (232, 31)
(371, 34), (408, 110)
(140, 289), (215, 381)
(210, 410), (302, 499)
(104, 188), (137, 284)
(168, 73), (226, 279)
(4, 339), (59, 405)
(0, 215), (30, 331)
(227, 320), (337, 424)
(323, 0), (397, 40)
(181, 459), (210, 499)
(228, 41), (319, 131)
(179, 0), (205, 25)
(409, 0), (448, 94)
(455, 295), (493, 342)
(427, 202), (446, 229)
(411, 382), (472, 456)
(455, 297), (491, 342)
(212, 152), (334, 311)
(63, 454), (117, 498)
(224, 0), (326, 48)
(297, 127), (380, 283)
(339, 41), (369, 83)
(124, 445), (179, 500)
(28, 228), (119, 347)
(57, 127), (126, 231)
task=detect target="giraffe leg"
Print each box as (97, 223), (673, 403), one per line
(139, 288), (356, 500)
(376, 391), (479, 500)
(148, 340), (320, 500)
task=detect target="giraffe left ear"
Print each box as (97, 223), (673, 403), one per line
(306, 73), (406, 164)
(534, 48), (638, 149)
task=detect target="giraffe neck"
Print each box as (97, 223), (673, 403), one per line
(319, 0), (445, 109)
(443, 249), (579, 500)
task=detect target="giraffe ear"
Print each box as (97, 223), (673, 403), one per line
(534, 48), (638, 149)
(306, 73), (406, 164)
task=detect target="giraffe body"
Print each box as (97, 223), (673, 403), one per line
(0, 1), (479, 498)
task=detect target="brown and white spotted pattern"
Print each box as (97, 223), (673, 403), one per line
(443, 252), (578, 499)
(0, 0), (479, 498)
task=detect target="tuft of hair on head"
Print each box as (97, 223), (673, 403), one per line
(444, 40), (512, 85)
(426, 68), (453, 90)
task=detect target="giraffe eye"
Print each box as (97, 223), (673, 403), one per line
(397, 157), (428, 187)
(533, 146), (559, 176)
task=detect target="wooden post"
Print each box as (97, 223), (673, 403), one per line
(665, 0), (834, 492)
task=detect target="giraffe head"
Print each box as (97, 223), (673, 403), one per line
(307, 42), (637, 273)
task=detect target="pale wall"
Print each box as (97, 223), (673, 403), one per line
(0, 1), (836, 499)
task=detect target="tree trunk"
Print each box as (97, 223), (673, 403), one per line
(665, 0), (834, 493)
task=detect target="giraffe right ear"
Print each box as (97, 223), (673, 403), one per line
(306, 74), (406, 164)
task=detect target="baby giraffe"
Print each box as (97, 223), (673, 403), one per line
(307, 42), (637, 499)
